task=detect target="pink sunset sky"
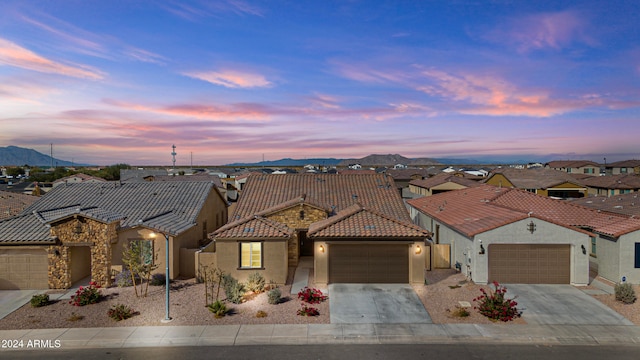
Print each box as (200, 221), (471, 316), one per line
(0, 1), (639, 166)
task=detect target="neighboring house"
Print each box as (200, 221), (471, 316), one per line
(484, 168), (588, 198)
(52, 173), (107, 187)
(139, 173), (227, 202)
(571, 192), (640, 217)
(604, 160), (640, 175)
(545, 160), (600, 176)
(408, 185), (640, 285)
(0, 182), (227, 290)
(382, 168), (438, 199)
(580, 174), (640, 196)
(409, 172), (483, 197)
(199, 174), (430, 286)
(348, 164), (362, 170)
(0, 191), (39, 220)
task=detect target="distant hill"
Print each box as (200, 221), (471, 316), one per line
(338, 154), (441, 167)
(226, 158), (342, 167)
(0, 146), (87, 167)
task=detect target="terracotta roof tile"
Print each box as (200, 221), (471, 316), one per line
(571, 193), (640, 217)
(211, 216), (293, 239)
(486, 168), (584, 189)
(579, 174), (640, 189)
(233, 174), (408, 222)
(308, 203), (429, 238)
(0, 190), (39, 220)
(410, 173), (483, 189)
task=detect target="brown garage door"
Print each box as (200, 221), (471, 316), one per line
(329, 244), (408, 283)
(0, 249), (49, 290)
(488, 244), (570, 284)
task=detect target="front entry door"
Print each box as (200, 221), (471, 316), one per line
(299, 231), (313, 256)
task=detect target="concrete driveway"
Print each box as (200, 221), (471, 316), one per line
(0, 290), (41, 319)
(328, 284), (432, 324)
(505, 284), (633, 325)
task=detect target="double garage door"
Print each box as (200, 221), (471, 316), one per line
(0, 249), (49, 290)
(329, 244), (408, 283)
(488, 244), (570, 284)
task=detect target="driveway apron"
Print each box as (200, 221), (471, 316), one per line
(329, 284), (432, 324)
(505, 284), (633, 325)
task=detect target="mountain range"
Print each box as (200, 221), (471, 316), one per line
(0, 146), (87, 167)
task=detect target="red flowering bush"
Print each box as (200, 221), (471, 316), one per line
(297, 304), (320, 316)
(473, 281), (520, 322)
(297, 287), (328, 304)
(69, 281), (102, 306)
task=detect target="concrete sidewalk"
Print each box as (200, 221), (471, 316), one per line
(2, 323), (640, 351)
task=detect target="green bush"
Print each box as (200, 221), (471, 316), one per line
(69, 282), (102, 306)
(150, 273), (166, 286)
(107, 304), (135, 321)
(207, 300), (228, 318)
(115, 269), (137, 287)
(615, 282), (637, 304)
(222, 274), (246, 304)
(30, 294), (50, 308)
(245, 272), (266, 293)
(267, 288), (282, 305)
(473, 281), (520, 322)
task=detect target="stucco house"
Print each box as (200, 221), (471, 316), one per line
(580, 174), (640, 196)
(199, 174), (430, 286)
(484, 168), (588, 199)
(0, 181), (227, 290)
(545, 160), (601, 176)
(409, 172), (482, 197)
(408, 185), (640, 285)
(604, 160), (640, 175)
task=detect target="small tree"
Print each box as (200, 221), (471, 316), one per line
(122, 240), (158, 298)
(199, 265), (225, 306)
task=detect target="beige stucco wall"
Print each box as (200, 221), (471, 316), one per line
(69, 246), (91, 283)
(208, 239), (289, 285)
(314, 241), (328, 286)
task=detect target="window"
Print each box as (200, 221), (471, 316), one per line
(584, 168), (594, 174)
(590, 236), (596, 256)
(240, 242), (262, 269)
(130, 239), (153, 265)
(621, 167), (628, 174)
(635, 243), (640, 269)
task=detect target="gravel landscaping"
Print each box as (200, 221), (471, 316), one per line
(1, 268), (638, 329)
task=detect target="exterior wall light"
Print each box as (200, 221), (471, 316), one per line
(581, 244), (587, 255)
(415, 245), (421, 255)
(319, 245), (325, 253)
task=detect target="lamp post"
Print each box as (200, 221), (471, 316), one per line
(162, 233), (172, 323)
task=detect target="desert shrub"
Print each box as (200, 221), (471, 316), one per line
(69, 281), (102, 306)
(473, 281), (520, 322)
(615, 282), (637, 304)
(256, 310), (268, 318)
(150, 273), (166, 286)
(107, 304), (135, 321)
(30, 294), (50, 308)
(267, 288), (282, 305)
(297, 287), (328, 304)
(297, 304), (319, 316)
(245, 272), (266, 293)
(222, 274), (246, 304)
(207, 300), (228, 318)
(450, 306), (470, 318)
(67, 312), (84, 322)
(115, 269), (137, 287)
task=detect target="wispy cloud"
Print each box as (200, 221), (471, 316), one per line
(183, 69), (272, 88)
(163, 0), (263, 21)
(330, 60), (408, 84)
(484, 10), (597, 53)
(0, 37), (104, 79)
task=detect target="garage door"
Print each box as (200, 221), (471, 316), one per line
(329, 244), (408, 283)
(0, 249), (49, 290)
(488, 244), (570, 284)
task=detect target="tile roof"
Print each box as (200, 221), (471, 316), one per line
(546, 160), (600, 168)
(0, 190), (39, 220)
(144, 174), (224, 188)
(570, 193), (640, 217)
(52, 173), (107, 184)
(211, 215), (293, 239)
(232, 174), (409, 222)
(410, 173), (483, 189)
(383, 168), (436, 180)
(606, 160), (640, 168)
(408, 184), (640, 238)
(579, 174), (640, 189)
(408, 186), (527, 237)
(485, 168), (584, 189)
(0, 214), (54, 244)
(308, 203), (430, 238)
(0, 182), (217, 245)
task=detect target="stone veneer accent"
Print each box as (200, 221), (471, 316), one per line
(265, 205), (327, 266)
(47, 216), (119, 289)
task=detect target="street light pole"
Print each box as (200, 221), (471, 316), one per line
(162, 233), (172, 323)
